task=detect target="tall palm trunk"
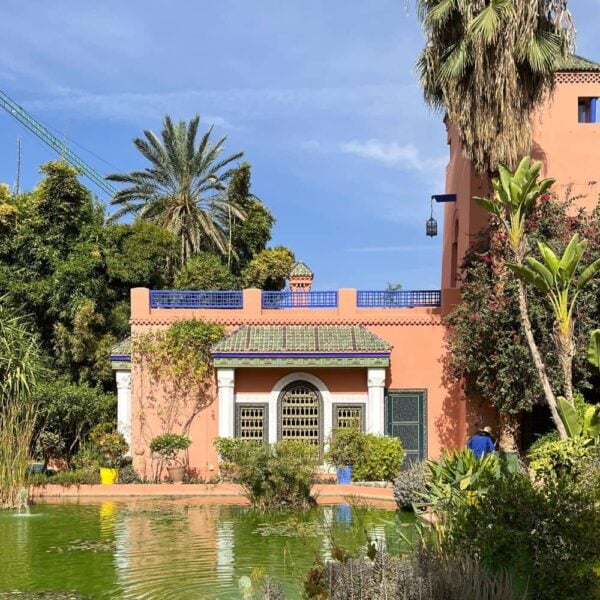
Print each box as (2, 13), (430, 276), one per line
(498, 412), (519, 453)
(517, 281), (567, 439)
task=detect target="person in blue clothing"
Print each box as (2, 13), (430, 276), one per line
(467, 426), (496, 458)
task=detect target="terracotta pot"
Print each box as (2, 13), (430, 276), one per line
(168, 466), (186, 483)
(100, 467), (119, 485)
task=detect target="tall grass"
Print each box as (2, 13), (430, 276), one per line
(0, 304), (42, 509)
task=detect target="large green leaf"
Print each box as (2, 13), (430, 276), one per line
(537, 241), (559, 275)
(583, 406), (600, 438)
(557, 396), (581, 438)
(524, 256), (553, 288)
(557, 234), (581, 282)
(577, 258), (600, 291)
(506, 263), (550, 293)
(587, 329), (600, 370)
(473, 196), (501, 216)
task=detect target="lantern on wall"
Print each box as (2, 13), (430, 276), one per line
(426, 197), (438, 237)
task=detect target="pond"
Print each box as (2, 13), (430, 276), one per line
(0, 499), (415, 599)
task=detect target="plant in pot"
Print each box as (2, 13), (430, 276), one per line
(33, 431), (65, 474)
(150, 433), (192, 483)
(325, 426), (364, 485)
(90, 425), (129, 485)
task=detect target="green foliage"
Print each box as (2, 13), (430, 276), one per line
(445, 196), (600, 418)
(0, 304), (43, 508)
(352, 434), (404, 482)
(417, 1), (572, 175)
(34, 431), (65, 466)
(29, 468), (100, 486)
(241, 246), (295, 290)
(446, 473), (600, 600)
(174, 252), (234, 290)
(213, 437), (247, 462)
(105, 221), (179, 289)
(325, 427), (364, 468)
(89, 425), (128, 468)
(107, 115), (245, 263)
(32, 379), (116, 459)
(393, 460), (429, 510)
(326, 428), (404, 481)
(149, 433), (191, 466)
(133, 320), (225, 434)
(588, 329), (600, 371)
(527, 436), (593, 484)
(474, 157), (554, 256)
(227, 440), (319, 509)
(425, 449), (503, 519)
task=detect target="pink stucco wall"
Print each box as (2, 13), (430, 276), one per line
(129, 288), (463, 478)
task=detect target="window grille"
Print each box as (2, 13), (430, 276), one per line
(278, 382), (321, 446)
(333, 404), (365, 430)
(386, 390), (427, 466)
(236, 404), (268, 441)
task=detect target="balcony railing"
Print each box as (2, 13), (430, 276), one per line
(262, 291), (338, 309)
(357, 290), (441, 308)
(150, 290), (243, 309)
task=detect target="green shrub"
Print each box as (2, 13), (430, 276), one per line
(326, 428), (404, 481)
(446, 473), (600, 600)
(325, 427), (365, 467)
(118, 463), (142, 484)
(231, 440), (319, 509)
(34, 431), (65, 467)
(29, 469), (100, 486)
(213, 437), (249, 462)
(353, 434), (404, 481)
(149, 433), (191, 467)
(425, 449), (504, 519)
(527, 436), (592, 484)
(393, 461), (428, 509)
(90, 424), (129, 468)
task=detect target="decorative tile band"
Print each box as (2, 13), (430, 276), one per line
(213, 356), (390, 368)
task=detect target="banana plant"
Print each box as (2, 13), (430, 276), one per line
(588, 329), (600, 373)
(507, 234), (600, 405)
(473, 156), (568, 438)
(557, 396), (600, 442)
(474, 156), (555, 260)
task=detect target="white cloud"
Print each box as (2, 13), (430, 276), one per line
(339, 139), (446, 173)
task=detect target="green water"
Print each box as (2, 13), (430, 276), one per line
(0, 500), (414, 599)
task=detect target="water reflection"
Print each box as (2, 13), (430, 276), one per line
(0, 499), (413, 599)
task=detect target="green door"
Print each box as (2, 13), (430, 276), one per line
(385, 390), (426, 464)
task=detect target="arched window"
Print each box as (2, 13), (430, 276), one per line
(278, 381), (322, 446)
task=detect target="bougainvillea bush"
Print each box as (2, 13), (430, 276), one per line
(445, 195), (600, 447)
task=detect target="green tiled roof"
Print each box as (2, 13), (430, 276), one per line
(290, 261), (313, 277)
(212, 325), (390, 354)
(110, 338), (131, 357)
(556, 54), (600, 72)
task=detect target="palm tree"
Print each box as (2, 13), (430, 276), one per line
(416, 0), (573, 175)
(107, 115), (245, 263)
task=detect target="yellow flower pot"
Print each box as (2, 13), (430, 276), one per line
(100, 468), (119, 485)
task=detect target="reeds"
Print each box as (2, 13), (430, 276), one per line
(0, 303), (42, 509)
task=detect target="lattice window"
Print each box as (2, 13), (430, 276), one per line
(333, 404), (365, 430)
(236, 404), (268, 441)
(556, 72), (600, 85)
(278, 382), (321, 445)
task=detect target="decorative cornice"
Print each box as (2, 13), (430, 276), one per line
(131, 316), (443, 328)
(213, 356), (390, 368)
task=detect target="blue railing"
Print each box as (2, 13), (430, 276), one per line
(150, 290), (243, 309)
(262, 291), (338, 309)
(357, 290), (441, 308)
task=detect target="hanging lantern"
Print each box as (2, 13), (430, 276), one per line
(426, 216), (438, 237)
(426, 197), (438, 237)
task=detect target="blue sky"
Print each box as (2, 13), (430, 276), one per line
(1, 1), (599, 290)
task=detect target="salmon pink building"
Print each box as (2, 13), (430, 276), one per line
(112, 56), (600, 480)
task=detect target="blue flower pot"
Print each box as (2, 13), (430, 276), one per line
(336, 466), (353, 485)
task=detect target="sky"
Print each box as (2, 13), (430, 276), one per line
(1, 1), (599, 290)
